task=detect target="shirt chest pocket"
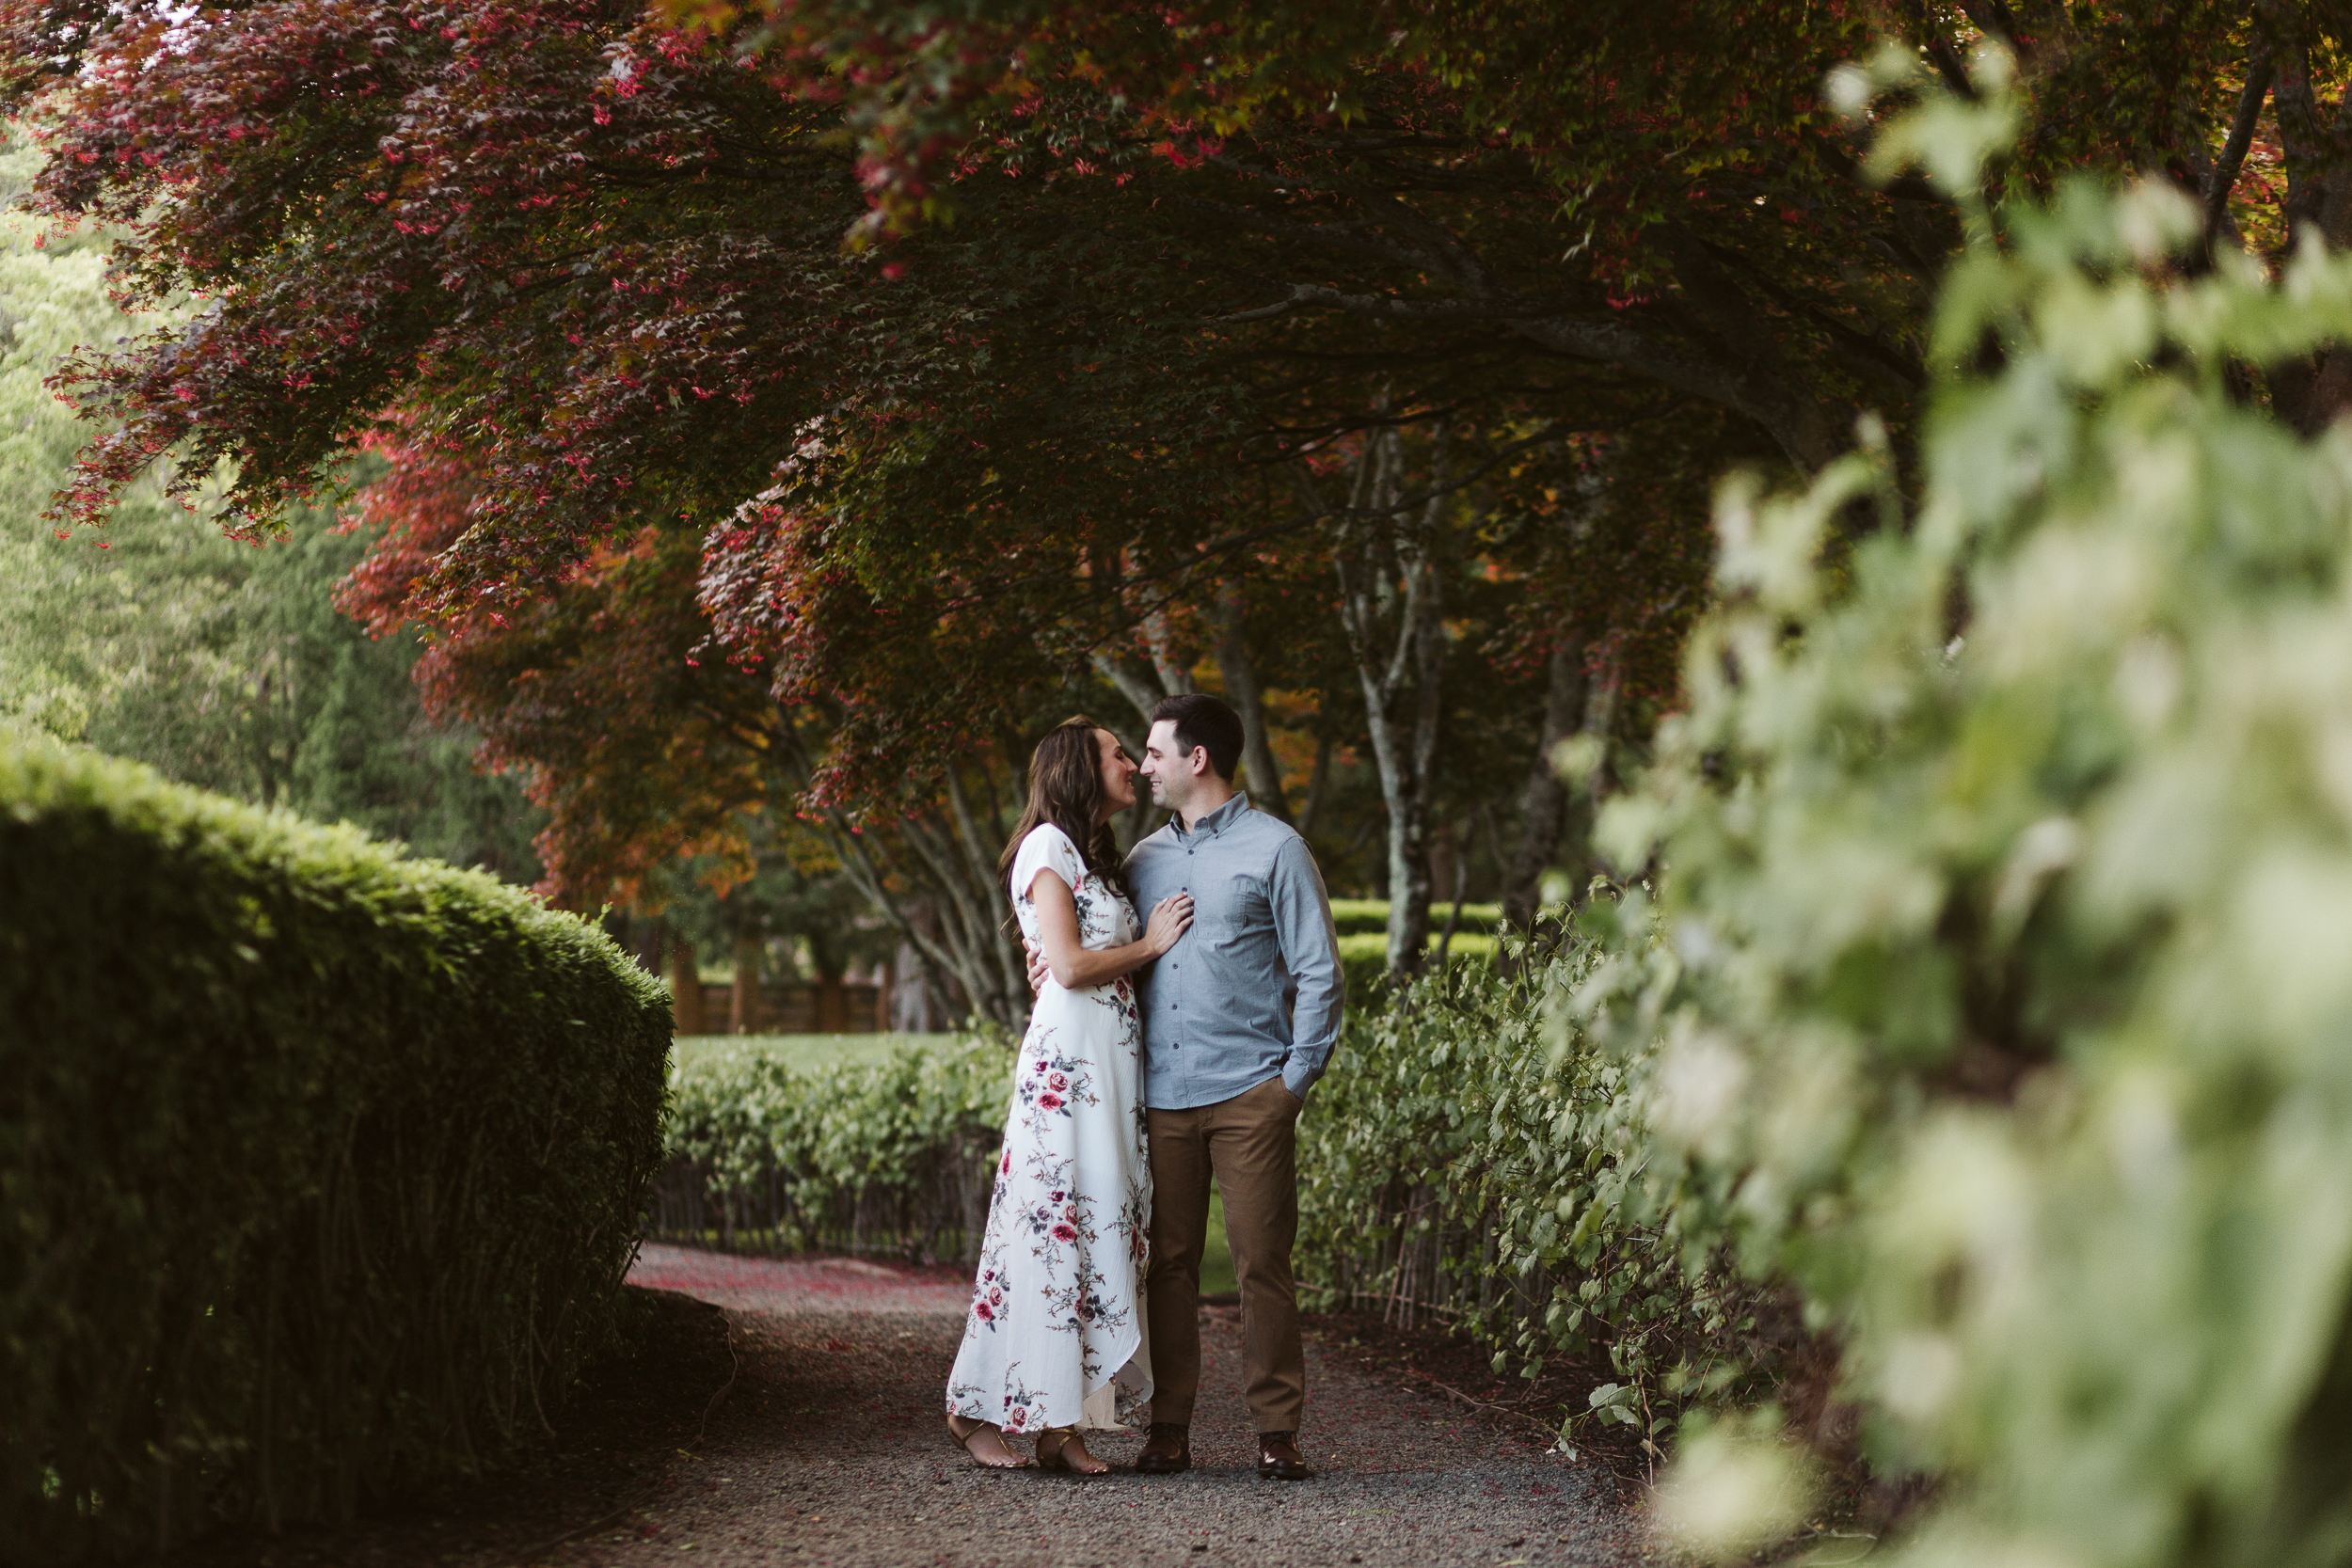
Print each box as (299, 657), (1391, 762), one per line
(1195, 873), (1270, 949)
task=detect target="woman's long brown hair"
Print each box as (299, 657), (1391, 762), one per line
(996, 716), (1128, 903)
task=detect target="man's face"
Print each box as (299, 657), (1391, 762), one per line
(1139, 719), (1192, 810)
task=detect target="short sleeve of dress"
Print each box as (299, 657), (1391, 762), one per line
(1009, 823), (1087, 906)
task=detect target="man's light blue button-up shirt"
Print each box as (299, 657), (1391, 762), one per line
(1124, 793), (1345, 1111)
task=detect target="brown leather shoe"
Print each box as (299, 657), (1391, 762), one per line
(1257, 1431), (1311, 1481)
(1134, 1422), (1191, 1474)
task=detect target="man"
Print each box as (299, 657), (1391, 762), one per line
(1035, 692), (1344, 1481)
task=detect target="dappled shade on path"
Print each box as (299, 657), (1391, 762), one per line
(584, 1245), (1637, 1568)
(165, 1248), (1636, 1566)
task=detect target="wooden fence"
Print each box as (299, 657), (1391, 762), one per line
(686, 977), (887, 1036)
(643, 1132), (997, 1264)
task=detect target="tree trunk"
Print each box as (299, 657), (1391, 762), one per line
(825, 809), (1025, 1029)
(1433, 821), (1470, 964)
(1656, 229), (1848, 472)
(1328, 424), (1450, 977)
(907, 813), (1007, 1012)
(769, 709), (1023, 1029)
(2267, 36), (2352, 433)
(1502, 636), (1589, 930)
(1371, 542), (1444, 977)
(667, 935), (706, 1036)
(1088, 535), (1192, 727)
(729, 928), (763, 1035)
(814, 973), (848, 1033)
(630, 915), (664, 976)
(1295, 732), (1335, 838)
(1213, 578), (1293, 823)
(1558, 642), (1626, 890)
(1090, 652), (1164, 729)
(1143, 607), (1194, 697)
(943, 767), (1027, 1012)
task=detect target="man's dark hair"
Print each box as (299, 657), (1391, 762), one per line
(1150, 692), (1245, 782)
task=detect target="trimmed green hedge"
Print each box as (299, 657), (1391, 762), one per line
(0, 734), (672, 1561)
(1327, 897), (1504, 938)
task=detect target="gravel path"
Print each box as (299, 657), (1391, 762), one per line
(550, 1245), (1643, 1568)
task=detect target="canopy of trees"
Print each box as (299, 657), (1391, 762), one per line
(2, 0), (2343, 1017)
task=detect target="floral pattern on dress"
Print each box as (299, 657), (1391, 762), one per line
(1014, 1031), (1103, 1123)
(946, 823), (1153, 1431)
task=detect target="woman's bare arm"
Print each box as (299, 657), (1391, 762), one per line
(1028, 870), (1191, 990)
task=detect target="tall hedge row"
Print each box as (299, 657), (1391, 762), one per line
(0, 734), (673, 1562)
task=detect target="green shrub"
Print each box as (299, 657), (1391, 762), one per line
(1299, 932), (1765, 1456)
(1572, 55), (2352, 1563)
(653, 1034), (1013, 1259)
(0, 733), (671, 1562)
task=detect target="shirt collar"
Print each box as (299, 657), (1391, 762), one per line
(1172, 792), (1250, 840)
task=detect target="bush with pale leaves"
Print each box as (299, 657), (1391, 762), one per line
(1577, 50), (2352, 1566)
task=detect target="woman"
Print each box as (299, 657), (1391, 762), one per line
(945, 717), (1193, 1474)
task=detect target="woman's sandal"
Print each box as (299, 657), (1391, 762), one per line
(1034, 1426), (1112, 1476)
(946, 1414), (1029, 1469)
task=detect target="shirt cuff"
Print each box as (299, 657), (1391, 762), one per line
(1280, 1058), (1317, 1104)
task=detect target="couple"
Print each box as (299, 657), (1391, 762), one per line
(944, 693), (1345, 1480)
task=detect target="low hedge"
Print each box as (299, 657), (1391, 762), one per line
(1297, 931), (1772, 1451)
(1327, 897), (1504, 938)
(0, 734), (672, 1562)
(651, 1034), (1012, 1261)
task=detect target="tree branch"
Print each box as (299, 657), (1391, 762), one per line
(942, 766), (1024, 1006)
(1213, 282), (1589, 325)
(1954, 0), (2040, 66)
(1090, 652), (1164, 726)
(2206, 43), (2275, 243)
(1222, 277), (1835, 467)
(1907, 2), (1981, 100)
(1141, 607), (1194, 697)
(1213, 579), (1293, 825)
(1502, 636), (1588, 932)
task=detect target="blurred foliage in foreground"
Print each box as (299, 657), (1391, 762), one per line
(1575, 51), (2352, 1565)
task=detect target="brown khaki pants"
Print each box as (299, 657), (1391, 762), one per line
(1145, 1074), (1306, 1434)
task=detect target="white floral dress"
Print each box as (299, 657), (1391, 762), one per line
(946, 823), (1152, 1433)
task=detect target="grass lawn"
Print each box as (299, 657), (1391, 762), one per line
(1327, 897), (1503, 935)
(1334, 931), (1499, 962)
(669, 1032), (956, 1071)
